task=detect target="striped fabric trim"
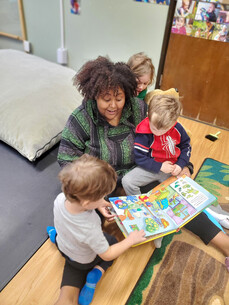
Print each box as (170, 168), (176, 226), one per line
(134, 145), (149, 153)
(85, 282), (96, 289)
(134, 142), (149, 150)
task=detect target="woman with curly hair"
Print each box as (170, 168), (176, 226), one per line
(57, 56), (147, 193)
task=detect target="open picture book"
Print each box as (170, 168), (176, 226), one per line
(109, 175), (217, 246)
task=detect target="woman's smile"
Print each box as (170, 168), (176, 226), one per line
(96, 88), (125, 126)
(107, 109), (117, 115)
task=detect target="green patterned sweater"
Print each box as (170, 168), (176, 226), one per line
(57, 97), (147, 178)
(137, 88), (147, 100)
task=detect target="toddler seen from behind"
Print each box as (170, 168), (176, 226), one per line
(51, 154), (146, 305)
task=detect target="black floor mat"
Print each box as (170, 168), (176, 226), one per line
(0, 141), (61, 291)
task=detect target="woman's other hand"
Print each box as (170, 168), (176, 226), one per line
(177, 166), (191, 178)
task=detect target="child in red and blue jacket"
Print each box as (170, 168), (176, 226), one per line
(122, 94), (191, 247)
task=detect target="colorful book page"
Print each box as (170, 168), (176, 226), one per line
(109, 176), (216, 238)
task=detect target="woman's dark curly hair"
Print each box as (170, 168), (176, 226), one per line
(73, 56), (137, 102)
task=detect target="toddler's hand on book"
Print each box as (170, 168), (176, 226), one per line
(128, 229), (146, 246)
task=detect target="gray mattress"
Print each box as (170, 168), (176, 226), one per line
(0, 141), (61, 291)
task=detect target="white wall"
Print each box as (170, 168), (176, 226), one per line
(64, 0), (168, 76)
(22, 0), (60, 61)
(0, 0), (24, 51)
(1, 0), (169, 82)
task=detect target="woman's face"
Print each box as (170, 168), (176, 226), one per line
(96, 87), (125, 126)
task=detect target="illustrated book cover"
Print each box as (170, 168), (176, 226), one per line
(109, 175), (217, 246)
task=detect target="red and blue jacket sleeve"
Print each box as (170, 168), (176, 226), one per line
(134, 133), (162, 173)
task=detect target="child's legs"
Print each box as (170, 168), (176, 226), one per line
(184, 212), (221, 245)
(78, 234), (117, 305)
(57, 233), (117, 297)
(54, 286), (79, 305)
(60, 259), (89, 291)
(185, 213), (229, 268)
(57, 258), (103, 305)
(122, 166), (170, 195)
(55, 232), (117, 305)
(54, 259), (87, 305)
(211, 231), (229, 257)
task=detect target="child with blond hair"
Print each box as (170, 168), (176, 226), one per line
(122, 94), (191, 248)
(48, 154), (146, 305)
(122, 94), (191, 197)
(127, 52), (155, 100)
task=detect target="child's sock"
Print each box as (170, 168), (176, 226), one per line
(219, 218), (229, 229)
(46, 226), (56, 243)
(78, 268), (103, 305)
(154, 237), (163, 248)
(225, 257), (229, 272)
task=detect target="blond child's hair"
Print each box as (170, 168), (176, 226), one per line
(127, 52), (155, 85)
(148, 94), (182, 130)
(182, 0), (191, 8)
(58, 154), (117, 202)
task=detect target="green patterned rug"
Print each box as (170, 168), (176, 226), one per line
(126, 158), (229, 305)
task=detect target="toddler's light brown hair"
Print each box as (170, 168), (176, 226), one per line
(59, 154), (117, 203)
(148, 94), (182, 130)
(127, 52), (155, 85)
